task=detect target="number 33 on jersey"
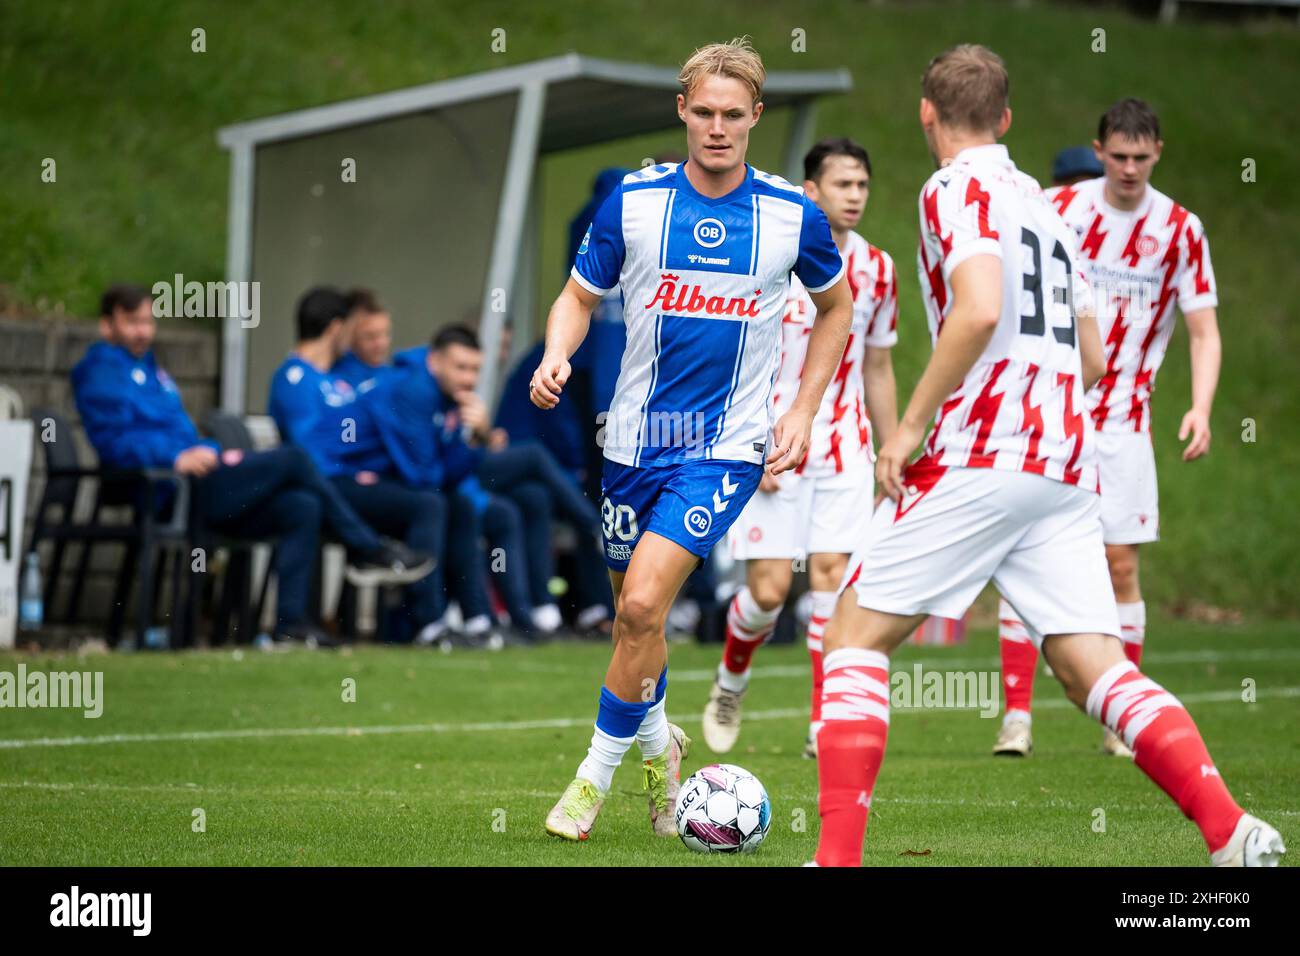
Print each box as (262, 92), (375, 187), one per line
(915, 143), (1098, 491)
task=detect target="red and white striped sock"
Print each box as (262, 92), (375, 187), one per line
(718, 587), (780, 693)
(998, 599), (1038, 723)
(1087, 661), (1244, 853)
(814, 647), (891, 868)
(1118, 601), (1146, 667)
(805, 590), (836, 739)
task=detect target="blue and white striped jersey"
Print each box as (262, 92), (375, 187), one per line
(572, 162), (844, 468)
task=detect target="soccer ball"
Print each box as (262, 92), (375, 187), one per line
(674, 763), (771, 853)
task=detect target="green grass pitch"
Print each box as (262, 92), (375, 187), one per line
(1, 618), (1296, 866)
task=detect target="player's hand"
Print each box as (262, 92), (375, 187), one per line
(530, 353), (570, 409)
(767, 409), (812, 476)
(173, 445), (219, 476)
(874, 419), (926, 502)
(759, 470), (781, 493)
(1179, 408), (1211, 461)
(488, 427), (509, 452)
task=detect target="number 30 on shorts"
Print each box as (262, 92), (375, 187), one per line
(602, 498), (638, 541)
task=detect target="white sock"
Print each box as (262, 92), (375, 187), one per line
(717, 586), (780, 693)
(576, 725), (633, 793)
(808, 589), (837, 633)
(1118, 600), (1146, 653)
(1003, 708), (1032, 727)
(637, 698), (670, 760)
(717, 661), (749, 693)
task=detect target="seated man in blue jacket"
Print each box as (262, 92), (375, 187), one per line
(365, 326), (537, 645)
(72, 284), (432, 648)
(269, 287), (447, 644)
(490, 337), (612, 636)
(332, 288), (392, 390)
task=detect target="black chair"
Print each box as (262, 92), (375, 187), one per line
(196, 410), (277, 645)
(28, 407), (190, 646)
(201, 411), (393, 644)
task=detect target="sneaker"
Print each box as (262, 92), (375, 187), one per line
(702, 679), (745, 753)
(415, 620), (448, 647)
(272, 623), (341, 650)
(644, 723), (691, 837)
(484, 627), (536, 650)
(435, 629), (492, 652)
(1211, 813), (1286, 867)
(575, 604), (611, 633)
(993, 717), (1032, 756)
(531, 603), (563, 634)
(544, 777), (607, 841)
(1101, 727), (1135, 757)
(346, 538), (435, 587)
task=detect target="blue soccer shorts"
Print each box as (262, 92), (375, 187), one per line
(599, 458), (764, 571)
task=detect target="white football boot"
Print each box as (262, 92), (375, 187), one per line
(644, 723), (691, 836)
(1101, 727), (1135, 758)
(544, 777), (606, 842)
(803, 732), (818, 760)
(993, 717), (1033, 756)
(1211, 813), (1286, 867)
(703, 680), (744, 753)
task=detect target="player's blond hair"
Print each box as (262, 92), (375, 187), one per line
(921, 44), (1009, 133)
(678, 37), (765, 105)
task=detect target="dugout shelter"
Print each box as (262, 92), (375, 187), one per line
(217, 53), (851, 411)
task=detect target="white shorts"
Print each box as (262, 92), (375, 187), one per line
(1096, 431), (1159, 545)
(728, 469), (874, 560)
(844, 466), (1120, 647)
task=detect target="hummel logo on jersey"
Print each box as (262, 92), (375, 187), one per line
(856, 791), (871, 809)
(712, 470), (739, 514)
(693, 217), (726, 248)
(645, 274), (762, 318)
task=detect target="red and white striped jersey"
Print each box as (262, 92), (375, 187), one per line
(915, 143), (1098, 491)
(770, 230), (899, 478)
(1048, 177), (1217, 433)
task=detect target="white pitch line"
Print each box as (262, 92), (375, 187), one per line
(671, 646), (1300, 682)
(1, 686), (1296, 751)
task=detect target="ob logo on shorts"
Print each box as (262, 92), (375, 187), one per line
(693, 218), (726, 249)
(683, 505), (712, 538)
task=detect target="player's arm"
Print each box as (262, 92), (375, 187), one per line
(863, 346), (899, 448)
(1180, 306), (1220, 461)
(535, 182), (624, 410)
(531, 278), (600, 409)
(769, 277), (853, 475)
(877, 255), (1001, 500)
(1077, 305), (1104, 392)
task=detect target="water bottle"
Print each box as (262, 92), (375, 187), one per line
(18, 551), (43, 631)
